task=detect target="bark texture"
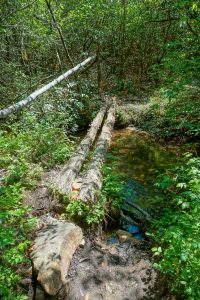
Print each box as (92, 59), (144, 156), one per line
(0, 56), (95, 117)
(52, 106), (107, 194)
(78, 102), (116, 203)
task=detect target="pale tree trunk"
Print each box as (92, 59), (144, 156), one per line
(55, 45), (62, 71)
(78, 101), (116, 203)
(0, 56), (95, 118)
(52, 106), (108, 194)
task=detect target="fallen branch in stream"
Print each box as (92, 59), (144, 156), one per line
(120, 210), (140, 227)
(125, 201), (152, 222)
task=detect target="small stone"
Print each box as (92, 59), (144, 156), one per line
(106, 235), (119, 245)
(123, 224), (140, 234)
(116, 229), (141, 245)
(105, 283), (113, 294)
(79, 238), (86, 248)
(20, 278), (32, 286)
(72, 182), (82, 191)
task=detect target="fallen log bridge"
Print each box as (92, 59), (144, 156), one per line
(53, 105), (107, 194)
(52, 99), (116, 202)
(78, 103), (116, 203)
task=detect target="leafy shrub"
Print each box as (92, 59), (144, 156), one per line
(150, 153), (200, 299)
(0, 182), (36, 299)
(66, 194), (106, 225)
(66, 160), (124, 224)
(136, 86), (200, 140)
(0, 107), (75, 298)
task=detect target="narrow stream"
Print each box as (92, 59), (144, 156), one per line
(106, 127), (181, 239)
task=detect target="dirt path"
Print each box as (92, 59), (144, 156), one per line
(24, 170), (168, 300)
(66, 236), (163, 300)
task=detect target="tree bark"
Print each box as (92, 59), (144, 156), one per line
(78, 101), (116, 203)
(96, 43), (102, 95)
(0, 56), (95, 118)
(52, 106), (108, 194)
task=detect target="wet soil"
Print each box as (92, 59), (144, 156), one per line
(66, 236), (167, 300)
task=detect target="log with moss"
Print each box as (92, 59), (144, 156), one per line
(0, 56), (95, 118)
(52, 106), (107, 193)
(78, 102), (116, 203)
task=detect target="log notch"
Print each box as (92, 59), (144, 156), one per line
(52, 106), (107, 194)
(78, 101), (116, 203)
(0, 56), (95, 118)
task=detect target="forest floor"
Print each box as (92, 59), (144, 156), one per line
(67, 236), (159, 300)
(23, 166), (171, 300)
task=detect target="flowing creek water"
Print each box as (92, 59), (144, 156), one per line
(106, 127), (181, 240)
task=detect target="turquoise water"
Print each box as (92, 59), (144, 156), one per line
(107, 127), (181, 209)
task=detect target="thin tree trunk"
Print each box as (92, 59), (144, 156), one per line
(118, 0), (127, 89)
(45, 0), (81, 94)
(96, 43), (102, 95)
(0, 56), (95, 117)
(78, 101), (116, 203)
(52, 106), (108, 194)
(55, 45), (62, 71)
(45, 0), (74, 67)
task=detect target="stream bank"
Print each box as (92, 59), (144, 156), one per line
(25, 126), (181, 300)
(65, 127), (181, 300)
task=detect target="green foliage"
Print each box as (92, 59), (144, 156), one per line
(0, 112), (74, 170)
(67, 195), (106, 225)
(102, 162), (124, 210)
(136, 86), (200, 140)
(66, 160), (124, 225)
(0, 180), (35, 299)
(150, 154), (200, 299)
(0, 108), (75, 298)
(116, 109), (129, 128)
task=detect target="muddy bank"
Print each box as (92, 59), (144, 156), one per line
(66, 235), (166, 300)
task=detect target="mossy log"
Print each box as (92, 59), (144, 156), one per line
(78, 102), (116, 203)
(52, 106), (107, 193)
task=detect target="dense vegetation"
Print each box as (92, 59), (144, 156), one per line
(0, 0), (199, 299)
(150, 154), (200, 299)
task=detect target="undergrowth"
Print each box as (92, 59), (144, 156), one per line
(66, 162), (124, 225)
(116, 84), (200, 143)
(149, 153), (200, 299)
(0, 88), (102, 298)
(0, 110), (74, 299)
(139, 86), (200, 140)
